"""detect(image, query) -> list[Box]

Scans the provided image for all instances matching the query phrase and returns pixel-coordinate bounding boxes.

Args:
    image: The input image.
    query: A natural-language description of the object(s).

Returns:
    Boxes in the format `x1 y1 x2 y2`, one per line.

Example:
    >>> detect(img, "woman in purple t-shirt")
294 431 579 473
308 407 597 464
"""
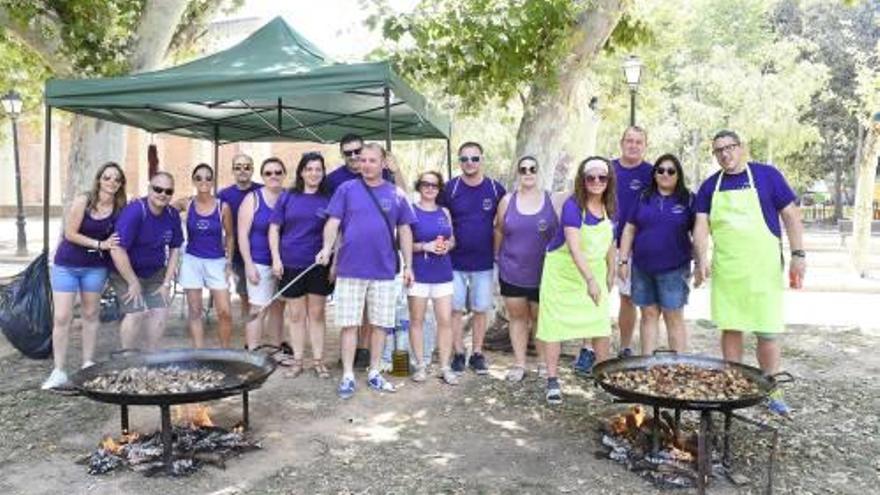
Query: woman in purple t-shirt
42 162 126 389
268 153 333 378
172 164 235 349
409 171 457 385
494 156 558 383
239 158 287 354
618 154 694 355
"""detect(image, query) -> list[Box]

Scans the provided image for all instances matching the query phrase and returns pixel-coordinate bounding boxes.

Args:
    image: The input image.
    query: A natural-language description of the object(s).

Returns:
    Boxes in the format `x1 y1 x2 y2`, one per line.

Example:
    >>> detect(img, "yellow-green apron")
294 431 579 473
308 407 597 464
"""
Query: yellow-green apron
537 214 613 342
709 164 784 333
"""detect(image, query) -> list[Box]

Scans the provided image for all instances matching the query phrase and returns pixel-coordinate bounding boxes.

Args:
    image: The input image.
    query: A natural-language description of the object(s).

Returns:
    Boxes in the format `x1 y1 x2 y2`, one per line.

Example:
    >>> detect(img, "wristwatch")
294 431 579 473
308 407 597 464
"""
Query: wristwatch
618 258 629 266
791 249 806 259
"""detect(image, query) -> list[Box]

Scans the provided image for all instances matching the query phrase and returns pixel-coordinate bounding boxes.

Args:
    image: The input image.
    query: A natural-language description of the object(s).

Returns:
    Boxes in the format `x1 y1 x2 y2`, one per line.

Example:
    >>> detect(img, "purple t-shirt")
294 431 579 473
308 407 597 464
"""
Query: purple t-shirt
269 191 330 269
694 163 797 238
627 191 694 274
218 183 263 264
613 159 654 244
185 200 225 259
115 198 184 278
439 176 506 271
547 196 606 252
246 189 274 265
325 164 394 196
327 179 416 280
411 205 454 284
54 208 117 268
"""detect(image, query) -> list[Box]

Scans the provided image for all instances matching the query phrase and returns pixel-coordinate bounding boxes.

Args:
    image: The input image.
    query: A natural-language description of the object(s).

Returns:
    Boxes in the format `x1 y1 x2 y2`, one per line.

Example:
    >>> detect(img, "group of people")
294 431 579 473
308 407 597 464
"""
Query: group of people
42 127 805 415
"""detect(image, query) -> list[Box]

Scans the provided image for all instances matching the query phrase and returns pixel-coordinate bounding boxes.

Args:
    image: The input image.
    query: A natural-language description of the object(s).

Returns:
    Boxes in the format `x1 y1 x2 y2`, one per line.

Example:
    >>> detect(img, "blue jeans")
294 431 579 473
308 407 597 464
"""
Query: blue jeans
452 269 494 313
631 264 690 310
51 265 108 293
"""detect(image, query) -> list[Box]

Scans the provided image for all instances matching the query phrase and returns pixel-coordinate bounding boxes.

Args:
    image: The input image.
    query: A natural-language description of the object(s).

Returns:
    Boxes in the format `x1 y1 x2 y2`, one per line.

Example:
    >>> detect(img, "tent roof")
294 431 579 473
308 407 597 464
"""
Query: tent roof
44 17 449 144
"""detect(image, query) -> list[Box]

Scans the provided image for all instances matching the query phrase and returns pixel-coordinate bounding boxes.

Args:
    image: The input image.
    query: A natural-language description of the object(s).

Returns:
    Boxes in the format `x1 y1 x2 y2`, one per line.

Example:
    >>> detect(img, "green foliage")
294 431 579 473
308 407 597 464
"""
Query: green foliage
0 31 49 115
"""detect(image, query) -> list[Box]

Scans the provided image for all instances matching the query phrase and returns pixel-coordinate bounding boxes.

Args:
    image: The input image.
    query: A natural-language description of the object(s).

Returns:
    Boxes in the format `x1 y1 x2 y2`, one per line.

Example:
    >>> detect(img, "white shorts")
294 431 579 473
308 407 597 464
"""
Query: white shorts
616 251 632 297
408 281 454 299
333 277 398 328
178 253 228 290
246 263 276 307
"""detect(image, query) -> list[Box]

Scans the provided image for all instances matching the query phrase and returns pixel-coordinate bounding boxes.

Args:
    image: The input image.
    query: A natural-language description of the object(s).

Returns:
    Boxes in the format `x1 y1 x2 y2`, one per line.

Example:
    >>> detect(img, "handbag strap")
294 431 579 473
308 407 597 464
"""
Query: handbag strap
359 178 399 252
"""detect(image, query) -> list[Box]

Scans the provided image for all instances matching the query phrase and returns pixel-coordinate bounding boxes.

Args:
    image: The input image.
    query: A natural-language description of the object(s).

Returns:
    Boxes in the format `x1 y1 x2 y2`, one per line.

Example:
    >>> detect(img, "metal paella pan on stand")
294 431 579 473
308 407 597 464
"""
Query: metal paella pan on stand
592 350 794 495
64 348 277 471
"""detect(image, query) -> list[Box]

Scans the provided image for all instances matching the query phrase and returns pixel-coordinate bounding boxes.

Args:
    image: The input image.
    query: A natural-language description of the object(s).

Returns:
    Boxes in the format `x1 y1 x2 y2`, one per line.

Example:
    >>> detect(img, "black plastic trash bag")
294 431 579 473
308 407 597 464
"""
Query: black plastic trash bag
0 252 53 359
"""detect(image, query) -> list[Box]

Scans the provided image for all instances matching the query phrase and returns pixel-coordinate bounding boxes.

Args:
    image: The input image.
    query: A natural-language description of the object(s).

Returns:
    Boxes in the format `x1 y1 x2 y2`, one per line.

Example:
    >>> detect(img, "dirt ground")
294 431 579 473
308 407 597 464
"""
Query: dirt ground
1 297 879 495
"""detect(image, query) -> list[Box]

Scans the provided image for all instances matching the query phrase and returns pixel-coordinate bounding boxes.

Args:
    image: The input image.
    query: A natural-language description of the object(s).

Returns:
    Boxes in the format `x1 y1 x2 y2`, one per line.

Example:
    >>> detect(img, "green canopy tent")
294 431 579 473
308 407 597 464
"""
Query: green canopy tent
41 16 451 254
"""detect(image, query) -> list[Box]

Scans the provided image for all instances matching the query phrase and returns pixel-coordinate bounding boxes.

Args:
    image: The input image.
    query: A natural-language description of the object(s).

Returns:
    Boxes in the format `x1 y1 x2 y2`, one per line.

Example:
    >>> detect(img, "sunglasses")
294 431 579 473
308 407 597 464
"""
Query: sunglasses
101 175 123 184
263 169 285 177
342 147 362 157
585 174 608 184
655 167 677 176
712 143 739 156
518 165 537 175
151 185 174 196
194 174 213 182
459 155 481 164
418 181 440 190
233 163 253 171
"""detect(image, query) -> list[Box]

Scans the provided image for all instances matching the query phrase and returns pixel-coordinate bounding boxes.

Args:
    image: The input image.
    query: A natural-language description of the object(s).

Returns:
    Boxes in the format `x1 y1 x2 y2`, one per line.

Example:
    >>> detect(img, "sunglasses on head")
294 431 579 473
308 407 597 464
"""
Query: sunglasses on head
518 165 537 175
263 169 284 177
101 175 123 184
151 185 174 196
418 181 440 190
194 174 213 182
342 147 362 157
585 174 608 184
655 167 677 176
459 155 481 164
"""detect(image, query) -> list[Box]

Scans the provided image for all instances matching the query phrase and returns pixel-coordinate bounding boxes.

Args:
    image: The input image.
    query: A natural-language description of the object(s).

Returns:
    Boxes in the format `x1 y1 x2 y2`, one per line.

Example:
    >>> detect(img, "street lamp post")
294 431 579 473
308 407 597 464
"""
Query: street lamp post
2 90 26 256
621 55 643 127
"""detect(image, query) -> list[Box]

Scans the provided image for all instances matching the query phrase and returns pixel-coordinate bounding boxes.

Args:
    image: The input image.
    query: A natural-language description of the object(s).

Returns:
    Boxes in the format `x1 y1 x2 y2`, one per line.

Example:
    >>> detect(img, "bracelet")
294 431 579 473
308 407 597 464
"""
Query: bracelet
791 249 806 258
617 258 629 266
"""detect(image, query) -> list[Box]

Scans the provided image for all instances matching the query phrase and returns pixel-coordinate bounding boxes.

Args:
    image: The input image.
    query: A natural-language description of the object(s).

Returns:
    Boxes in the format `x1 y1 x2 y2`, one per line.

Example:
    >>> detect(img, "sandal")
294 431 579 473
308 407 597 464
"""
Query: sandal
283 358 304 378
313 360 331 379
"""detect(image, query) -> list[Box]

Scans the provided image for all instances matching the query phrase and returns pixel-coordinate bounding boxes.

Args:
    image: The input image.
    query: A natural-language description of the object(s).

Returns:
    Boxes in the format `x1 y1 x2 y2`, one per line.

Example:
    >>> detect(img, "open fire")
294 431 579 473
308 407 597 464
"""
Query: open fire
82 405 259 477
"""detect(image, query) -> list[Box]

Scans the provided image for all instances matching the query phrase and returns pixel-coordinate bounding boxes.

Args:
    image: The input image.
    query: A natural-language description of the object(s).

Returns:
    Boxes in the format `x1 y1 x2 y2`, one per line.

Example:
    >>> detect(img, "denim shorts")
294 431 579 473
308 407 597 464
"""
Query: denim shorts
452 269 494 312
51 264 108 293
631 264 690 310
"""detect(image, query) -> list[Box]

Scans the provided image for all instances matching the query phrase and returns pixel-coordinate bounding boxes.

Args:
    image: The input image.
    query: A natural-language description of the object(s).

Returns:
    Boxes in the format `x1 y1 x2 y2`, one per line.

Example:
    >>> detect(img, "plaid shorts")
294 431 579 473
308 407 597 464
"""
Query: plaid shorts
333 277 398 328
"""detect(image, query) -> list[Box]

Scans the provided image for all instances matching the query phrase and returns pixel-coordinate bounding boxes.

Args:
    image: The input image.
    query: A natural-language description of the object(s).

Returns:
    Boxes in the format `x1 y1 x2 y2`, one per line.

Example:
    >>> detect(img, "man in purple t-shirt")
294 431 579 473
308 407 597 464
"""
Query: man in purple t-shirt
693 130 806 416
218 153 263 318
439 141 506 375
109 172 183 351
317 143 415 399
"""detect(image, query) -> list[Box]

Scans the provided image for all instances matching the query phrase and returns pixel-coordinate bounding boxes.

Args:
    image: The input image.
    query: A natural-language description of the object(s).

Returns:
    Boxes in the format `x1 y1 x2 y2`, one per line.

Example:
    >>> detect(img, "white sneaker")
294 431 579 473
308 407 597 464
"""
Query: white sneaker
505 365 525 383
441 367 459 386
536 363 548 379
412 365 427 383
81 360 96 369
41 369 70 390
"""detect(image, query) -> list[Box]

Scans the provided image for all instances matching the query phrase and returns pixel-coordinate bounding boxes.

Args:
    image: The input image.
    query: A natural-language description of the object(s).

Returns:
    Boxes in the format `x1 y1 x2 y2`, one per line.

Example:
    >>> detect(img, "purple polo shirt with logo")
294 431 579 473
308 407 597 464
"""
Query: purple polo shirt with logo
613 159 654 244
694 162 797 238
269 191 330 269
327 179 416 280
547 195 606 252
115 198 184 278
439 176 506 271
218 182 263 264
325 164 394 196
627 191 695 274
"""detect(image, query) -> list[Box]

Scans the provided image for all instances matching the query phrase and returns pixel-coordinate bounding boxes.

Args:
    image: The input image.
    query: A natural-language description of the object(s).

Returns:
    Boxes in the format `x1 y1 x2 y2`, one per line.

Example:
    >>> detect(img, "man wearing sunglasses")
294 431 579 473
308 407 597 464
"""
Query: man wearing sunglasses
109 172 184 350
219 153 263 318
439 141 506 375
693 130 805 416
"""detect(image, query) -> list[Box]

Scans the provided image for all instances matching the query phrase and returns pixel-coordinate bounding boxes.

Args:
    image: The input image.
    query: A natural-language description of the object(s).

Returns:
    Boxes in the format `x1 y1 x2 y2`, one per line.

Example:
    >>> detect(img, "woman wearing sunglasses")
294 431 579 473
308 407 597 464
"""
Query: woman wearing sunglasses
172 164 235 348
537 157 616 405
42 162 126 389
494 156 558 382
268 152 334 378
618 154 694 355
239 158 288 355
408 171 457 385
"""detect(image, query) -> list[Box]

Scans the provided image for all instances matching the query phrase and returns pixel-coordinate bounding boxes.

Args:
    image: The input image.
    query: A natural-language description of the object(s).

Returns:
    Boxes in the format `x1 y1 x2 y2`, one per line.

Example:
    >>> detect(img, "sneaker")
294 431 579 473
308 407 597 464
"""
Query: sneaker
451 353 466 373
546 379 562 405
468 353 489 375
505 365 525 383
41 369 70 390
618 347 634 359
412 365 427 383
81 360 96 369
280 341 294 355
441 367 459 386
337 377 356 400
367 373 397 393
572 348 595 374
354 348 370 370
536 363 548 379
768 391 792 416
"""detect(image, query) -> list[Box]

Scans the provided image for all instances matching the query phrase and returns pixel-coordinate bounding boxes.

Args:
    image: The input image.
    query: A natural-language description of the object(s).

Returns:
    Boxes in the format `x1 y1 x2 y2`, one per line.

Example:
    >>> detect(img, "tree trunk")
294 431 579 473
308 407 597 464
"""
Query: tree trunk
514 0 625 191
851 120 880 276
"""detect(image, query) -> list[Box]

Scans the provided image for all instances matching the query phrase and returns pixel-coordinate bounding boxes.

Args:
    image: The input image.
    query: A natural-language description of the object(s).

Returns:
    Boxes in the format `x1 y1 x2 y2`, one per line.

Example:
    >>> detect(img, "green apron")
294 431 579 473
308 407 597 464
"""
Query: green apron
709 164 784 333
537 212 613 342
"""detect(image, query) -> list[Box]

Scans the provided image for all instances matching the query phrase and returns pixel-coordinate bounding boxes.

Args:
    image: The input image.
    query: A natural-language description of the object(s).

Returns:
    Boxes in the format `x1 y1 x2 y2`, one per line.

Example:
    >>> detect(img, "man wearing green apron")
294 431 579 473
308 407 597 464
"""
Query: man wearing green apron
693 130 806 416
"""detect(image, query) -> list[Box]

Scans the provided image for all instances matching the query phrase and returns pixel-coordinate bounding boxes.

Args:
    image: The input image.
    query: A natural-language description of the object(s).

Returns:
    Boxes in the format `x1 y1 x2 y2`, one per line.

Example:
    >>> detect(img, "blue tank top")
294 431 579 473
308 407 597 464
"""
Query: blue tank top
248 189 273 265
411 205 454 284
185 199 225 259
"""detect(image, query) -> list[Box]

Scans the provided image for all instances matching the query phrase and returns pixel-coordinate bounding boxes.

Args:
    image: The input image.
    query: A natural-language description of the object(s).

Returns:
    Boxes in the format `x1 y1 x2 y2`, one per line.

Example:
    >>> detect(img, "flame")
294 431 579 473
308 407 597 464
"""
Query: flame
609 406 648 435
100 435 123 454
631 405 646 429
173 404 215 428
